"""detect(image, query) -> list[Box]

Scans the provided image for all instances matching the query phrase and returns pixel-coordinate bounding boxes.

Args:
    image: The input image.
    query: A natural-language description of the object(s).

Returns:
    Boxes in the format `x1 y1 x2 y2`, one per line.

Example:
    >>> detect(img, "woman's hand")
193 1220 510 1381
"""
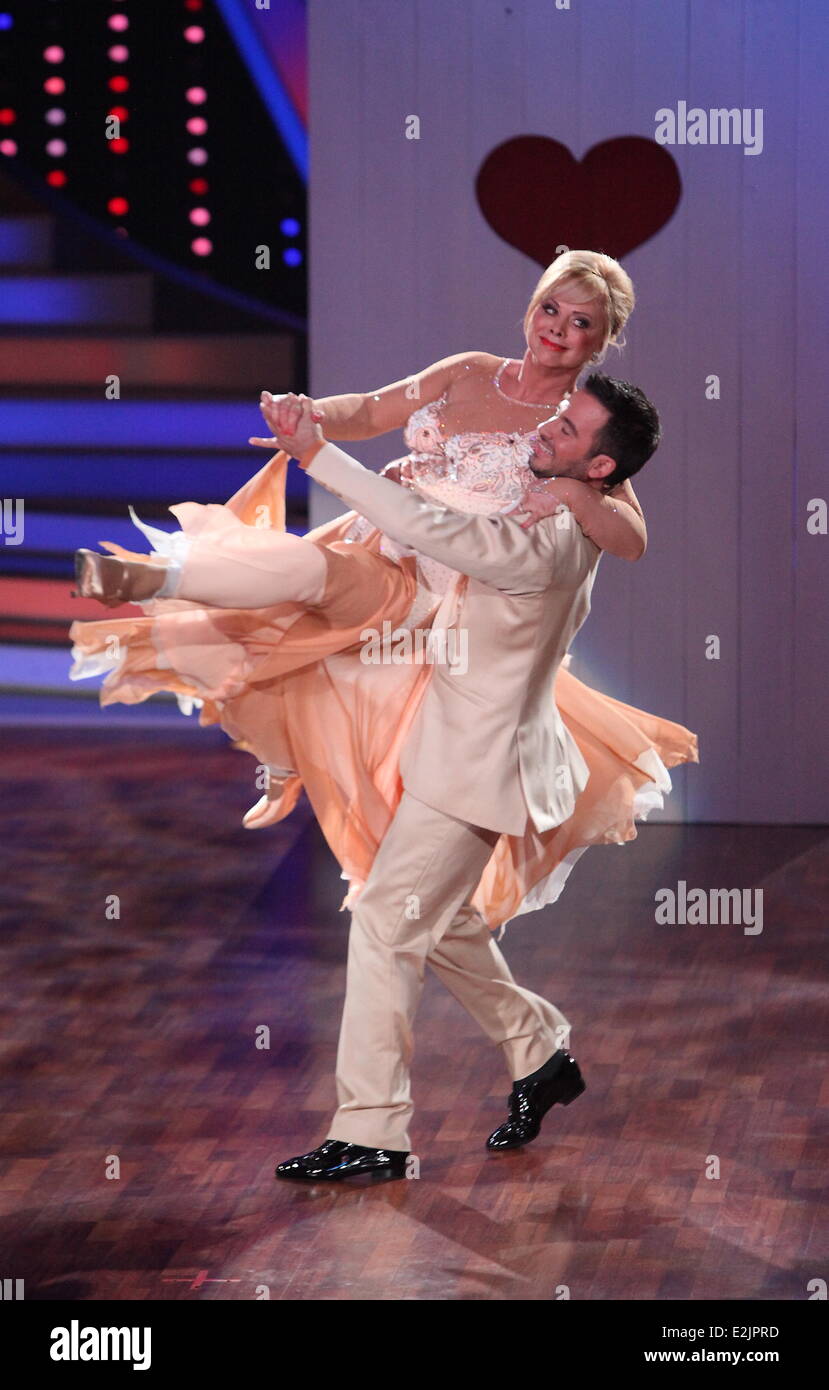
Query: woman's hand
503 477 574 530
249 391 325 455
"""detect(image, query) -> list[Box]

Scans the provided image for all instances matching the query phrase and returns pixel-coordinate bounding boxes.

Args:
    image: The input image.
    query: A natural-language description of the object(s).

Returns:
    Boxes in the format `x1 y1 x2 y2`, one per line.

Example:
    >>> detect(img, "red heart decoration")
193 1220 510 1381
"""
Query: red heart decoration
476 135 681 265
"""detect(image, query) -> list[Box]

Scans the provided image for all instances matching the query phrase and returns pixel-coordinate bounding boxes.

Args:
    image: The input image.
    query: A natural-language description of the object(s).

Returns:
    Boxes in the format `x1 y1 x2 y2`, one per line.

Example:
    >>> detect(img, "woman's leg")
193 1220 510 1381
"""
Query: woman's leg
79 531 329 609
166 530 328 608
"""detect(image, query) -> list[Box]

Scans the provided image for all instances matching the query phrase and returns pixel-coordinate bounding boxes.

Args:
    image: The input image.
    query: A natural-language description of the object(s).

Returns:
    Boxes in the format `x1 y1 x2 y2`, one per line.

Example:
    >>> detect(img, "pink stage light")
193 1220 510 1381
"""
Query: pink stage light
189 207 211 226
186 117 207 136
108 45 129 63
46 139 67 157
183 26 205 44
45 109 66 126
108 14 129 31
0 139 18 156
187 147 208 165
44 46 65 64
191 237 213 256
44 77 65 95
185 87 207 105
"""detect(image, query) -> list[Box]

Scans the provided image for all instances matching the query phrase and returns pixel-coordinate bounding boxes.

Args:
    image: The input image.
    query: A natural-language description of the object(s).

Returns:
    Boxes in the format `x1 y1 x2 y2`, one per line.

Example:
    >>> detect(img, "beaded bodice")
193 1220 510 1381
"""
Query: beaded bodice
399 391 536 515
343 360 555 625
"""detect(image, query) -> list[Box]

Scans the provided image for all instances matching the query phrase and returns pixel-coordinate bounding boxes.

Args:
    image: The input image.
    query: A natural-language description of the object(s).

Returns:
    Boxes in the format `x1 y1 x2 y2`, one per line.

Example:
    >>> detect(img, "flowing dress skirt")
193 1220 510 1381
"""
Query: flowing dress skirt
68 450 699 932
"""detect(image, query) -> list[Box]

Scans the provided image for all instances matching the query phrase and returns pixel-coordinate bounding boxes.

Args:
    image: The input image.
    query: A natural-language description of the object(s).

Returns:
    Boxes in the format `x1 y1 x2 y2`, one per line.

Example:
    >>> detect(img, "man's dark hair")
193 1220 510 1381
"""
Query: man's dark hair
582 373 661 490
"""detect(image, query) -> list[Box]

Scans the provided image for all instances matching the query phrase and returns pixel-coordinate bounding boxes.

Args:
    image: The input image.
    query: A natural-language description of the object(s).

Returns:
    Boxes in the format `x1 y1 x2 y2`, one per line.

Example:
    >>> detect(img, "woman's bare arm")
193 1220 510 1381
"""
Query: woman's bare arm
612 478 645 527
304 350 494 441
513 476 647 560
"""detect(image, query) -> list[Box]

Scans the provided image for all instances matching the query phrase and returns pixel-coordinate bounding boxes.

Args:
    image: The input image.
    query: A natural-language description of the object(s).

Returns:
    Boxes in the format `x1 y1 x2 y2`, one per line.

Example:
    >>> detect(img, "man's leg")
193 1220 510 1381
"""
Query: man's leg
327 791 501 1153
425 905 570 1080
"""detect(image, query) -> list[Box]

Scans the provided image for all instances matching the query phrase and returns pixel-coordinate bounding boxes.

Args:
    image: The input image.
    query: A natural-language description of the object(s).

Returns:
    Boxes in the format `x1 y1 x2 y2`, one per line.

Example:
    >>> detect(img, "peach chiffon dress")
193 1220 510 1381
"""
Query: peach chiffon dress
68 393 699 934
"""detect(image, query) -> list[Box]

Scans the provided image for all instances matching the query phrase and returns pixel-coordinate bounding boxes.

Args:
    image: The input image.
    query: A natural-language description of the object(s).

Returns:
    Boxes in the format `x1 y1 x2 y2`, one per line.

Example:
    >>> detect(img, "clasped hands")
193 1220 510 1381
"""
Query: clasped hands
249 390 570 529
249 391 324 457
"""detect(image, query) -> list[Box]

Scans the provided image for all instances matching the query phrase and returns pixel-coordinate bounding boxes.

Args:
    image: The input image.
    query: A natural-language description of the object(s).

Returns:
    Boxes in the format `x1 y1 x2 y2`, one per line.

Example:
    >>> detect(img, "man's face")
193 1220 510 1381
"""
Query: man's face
526 392 612 482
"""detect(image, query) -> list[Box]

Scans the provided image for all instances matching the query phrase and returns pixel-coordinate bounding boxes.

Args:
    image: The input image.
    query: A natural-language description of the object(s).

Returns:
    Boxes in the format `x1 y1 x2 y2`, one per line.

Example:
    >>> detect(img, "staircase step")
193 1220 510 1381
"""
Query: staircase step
0 451 309 508
0 397 275 447
0 687 190 727
0 574 130 623
1 502 306 554
0 273 154 327
0 641 97 693
3 509 181 561
0 215 55 268
0 333 294 388
0 642 187 719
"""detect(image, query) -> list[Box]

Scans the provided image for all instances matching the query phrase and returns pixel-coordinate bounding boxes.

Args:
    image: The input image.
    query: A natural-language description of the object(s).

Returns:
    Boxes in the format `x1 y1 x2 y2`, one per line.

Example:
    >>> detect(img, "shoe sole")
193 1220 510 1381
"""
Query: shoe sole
275 1164 407 1183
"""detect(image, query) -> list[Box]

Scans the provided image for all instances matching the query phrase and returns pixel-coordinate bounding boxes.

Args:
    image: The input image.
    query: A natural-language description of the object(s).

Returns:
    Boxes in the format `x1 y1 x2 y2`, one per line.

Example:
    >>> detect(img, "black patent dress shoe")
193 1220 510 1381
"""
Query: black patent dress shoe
275 1139 409 1181
486 1048 586 1151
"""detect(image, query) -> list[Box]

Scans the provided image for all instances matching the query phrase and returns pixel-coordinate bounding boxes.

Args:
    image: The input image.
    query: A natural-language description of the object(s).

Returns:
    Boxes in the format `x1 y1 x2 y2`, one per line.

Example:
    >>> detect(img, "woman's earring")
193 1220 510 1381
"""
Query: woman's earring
590 352 601 363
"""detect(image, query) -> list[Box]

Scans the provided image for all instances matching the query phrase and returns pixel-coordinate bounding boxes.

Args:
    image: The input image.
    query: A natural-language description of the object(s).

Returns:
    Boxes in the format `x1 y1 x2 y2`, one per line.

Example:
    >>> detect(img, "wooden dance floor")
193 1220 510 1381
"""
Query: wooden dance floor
1 727 825 1302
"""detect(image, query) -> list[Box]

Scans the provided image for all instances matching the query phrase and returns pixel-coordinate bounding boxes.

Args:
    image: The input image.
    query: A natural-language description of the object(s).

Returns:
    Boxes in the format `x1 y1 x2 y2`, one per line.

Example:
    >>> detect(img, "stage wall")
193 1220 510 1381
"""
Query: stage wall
307 0 828 824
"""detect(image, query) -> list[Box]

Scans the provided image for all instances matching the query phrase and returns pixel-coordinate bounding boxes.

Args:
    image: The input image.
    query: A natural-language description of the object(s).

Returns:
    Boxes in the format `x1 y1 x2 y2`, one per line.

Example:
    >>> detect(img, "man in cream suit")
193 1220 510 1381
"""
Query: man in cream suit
260 376 661 1181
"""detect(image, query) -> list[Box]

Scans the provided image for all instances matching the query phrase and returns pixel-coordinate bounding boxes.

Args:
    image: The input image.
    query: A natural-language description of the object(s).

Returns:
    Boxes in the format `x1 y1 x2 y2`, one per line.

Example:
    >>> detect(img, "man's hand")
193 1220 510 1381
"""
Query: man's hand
248 391 325 456
503 477 574 530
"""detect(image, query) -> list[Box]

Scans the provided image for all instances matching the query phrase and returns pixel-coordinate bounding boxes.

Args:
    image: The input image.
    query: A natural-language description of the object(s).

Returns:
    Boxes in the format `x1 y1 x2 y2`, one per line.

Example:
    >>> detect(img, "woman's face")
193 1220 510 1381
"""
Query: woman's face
527 289 606 371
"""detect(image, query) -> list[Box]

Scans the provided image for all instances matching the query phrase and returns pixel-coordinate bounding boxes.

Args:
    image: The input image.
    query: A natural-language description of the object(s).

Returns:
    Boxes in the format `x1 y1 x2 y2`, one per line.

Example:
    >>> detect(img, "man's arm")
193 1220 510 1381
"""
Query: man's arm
298 440 596 595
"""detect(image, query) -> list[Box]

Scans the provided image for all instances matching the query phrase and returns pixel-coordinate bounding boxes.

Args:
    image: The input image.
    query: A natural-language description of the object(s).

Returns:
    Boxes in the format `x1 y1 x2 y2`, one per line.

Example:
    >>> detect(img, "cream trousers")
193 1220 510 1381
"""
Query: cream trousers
326 789 570 1153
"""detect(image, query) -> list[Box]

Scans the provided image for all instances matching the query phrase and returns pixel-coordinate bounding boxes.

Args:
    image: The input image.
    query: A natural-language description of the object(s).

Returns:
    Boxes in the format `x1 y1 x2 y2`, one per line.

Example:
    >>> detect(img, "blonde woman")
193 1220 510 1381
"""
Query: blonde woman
69 250 697 931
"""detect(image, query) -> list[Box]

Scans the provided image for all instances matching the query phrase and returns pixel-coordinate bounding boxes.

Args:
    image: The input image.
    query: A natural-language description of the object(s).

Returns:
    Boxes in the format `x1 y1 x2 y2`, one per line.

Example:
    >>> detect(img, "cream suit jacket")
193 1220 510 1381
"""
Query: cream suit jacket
304 442 602 837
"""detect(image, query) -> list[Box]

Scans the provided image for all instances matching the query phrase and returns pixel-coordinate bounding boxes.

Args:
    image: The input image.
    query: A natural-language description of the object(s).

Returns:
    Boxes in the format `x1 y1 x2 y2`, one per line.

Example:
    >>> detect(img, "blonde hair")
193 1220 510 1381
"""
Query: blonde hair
522 250 635 360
